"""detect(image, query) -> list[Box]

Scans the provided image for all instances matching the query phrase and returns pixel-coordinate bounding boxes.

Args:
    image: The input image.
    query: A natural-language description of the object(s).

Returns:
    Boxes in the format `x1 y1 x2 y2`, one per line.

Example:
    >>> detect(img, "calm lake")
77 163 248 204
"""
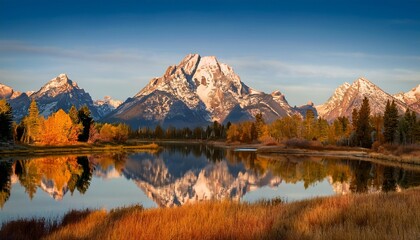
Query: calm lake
1 144 420 223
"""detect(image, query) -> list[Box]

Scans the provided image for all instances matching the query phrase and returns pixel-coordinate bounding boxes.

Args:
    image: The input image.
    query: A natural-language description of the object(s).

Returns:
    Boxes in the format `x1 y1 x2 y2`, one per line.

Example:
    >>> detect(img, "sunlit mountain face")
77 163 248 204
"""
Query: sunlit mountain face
103 54 300 128
1 145 420 215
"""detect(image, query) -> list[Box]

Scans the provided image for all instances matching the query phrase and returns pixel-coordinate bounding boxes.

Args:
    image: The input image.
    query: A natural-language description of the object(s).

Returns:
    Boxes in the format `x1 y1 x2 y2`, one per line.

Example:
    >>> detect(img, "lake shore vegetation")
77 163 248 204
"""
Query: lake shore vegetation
1 187 419 240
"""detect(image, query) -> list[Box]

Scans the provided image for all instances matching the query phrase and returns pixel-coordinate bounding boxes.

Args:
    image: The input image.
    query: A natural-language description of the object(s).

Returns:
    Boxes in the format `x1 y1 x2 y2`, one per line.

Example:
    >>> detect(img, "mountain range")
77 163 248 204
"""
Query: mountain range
0 74 121 121
1 54 419 127
316 77 419 121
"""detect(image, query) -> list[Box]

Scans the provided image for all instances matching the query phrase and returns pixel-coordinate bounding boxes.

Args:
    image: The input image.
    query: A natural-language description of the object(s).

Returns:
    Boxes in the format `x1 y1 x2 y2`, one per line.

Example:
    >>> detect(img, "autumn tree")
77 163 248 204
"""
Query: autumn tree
270 115 302 142
22 100 43 143
371 114 384 143
69 105 79 124
114 124 130 143
0 99 13 142
255 112 265 138
383 100 399 143
41 109 81 145
226 124 239 142
303 109 316 140
98 123 130 143
315 118 329 143
88 124 101 143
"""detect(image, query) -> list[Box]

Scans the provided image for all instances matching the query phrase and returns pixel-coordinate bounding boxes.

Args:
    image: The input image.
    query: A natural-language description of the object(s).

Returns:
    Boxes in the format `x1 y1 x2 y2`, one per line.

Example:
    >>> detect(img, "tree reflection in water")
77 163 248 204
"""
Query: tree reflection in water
0 145 420 208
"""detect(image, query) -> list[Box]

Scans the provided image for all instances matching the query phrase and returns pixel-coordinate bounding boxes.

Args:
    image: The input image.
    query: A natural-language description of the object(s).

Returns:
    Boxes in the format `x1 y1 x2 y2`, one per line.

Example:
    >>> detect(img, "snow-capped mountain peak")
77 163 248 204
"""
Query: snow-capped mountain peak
94 96 123 118
105 54 298 128
95 96 122 109
33 73 80 99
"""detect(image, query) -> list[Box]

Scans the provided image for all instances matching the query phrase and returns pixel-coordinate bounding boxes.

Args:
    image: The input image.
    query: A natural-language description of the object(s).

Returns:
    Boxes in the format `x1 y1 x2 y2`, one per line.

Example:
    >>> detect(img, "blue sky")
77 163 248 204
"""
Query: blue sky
1 0 419 106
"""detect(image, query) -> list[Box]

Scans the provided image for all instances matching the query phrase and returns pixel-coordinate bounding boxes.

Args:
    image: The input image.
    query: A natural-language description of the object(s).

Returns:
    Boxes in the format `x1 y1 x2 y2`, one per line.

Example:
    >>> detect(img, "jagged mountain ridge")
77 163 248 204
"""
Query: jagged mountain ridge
316 78 414 121
105 54 298 128
0 74 121 121
393 84 420 113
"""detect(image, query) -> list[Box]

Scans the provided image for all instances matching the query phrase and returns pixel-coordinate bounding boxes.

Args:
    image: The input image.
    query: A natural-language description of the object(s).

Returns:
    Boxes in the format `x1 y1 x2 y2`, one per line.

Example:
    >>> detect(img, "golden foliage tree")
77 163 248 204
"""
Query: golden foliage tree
41 109 82 145
98 123 130 143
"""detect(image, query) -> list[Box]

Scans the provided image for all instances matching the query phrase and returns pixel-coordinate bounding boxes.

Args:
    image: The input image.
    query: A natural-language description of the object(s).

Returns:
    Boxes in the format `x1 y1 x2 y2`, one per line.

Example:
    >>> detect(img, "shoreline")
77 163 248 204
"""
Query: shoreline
0 143 159 159
1 139 419 166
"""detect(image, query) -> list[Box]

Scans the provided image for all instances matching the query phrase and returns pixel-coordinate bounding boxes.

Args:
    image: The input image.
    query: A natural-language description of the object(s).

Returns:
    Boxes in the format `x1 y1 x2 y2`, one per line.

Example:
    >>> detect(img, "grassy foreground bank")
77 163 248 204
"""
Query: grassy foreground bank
1 188 420 240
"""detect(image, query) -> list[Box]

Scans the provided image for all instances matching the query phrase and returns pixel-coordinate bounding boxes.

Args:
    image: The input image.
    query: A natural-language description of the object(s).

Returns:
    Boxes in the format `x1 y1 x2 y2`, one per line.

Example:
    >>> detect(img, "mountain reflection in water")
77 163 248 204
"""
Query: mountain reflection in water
1 144 420 219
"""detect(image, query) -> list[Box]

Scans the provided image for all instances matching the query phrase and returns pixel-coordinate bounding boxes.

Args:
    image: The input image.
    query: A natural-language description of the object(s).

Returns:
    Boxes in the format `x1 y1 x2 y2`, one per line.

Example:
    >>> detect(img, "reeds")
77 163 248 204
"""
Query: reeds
1 188 420 240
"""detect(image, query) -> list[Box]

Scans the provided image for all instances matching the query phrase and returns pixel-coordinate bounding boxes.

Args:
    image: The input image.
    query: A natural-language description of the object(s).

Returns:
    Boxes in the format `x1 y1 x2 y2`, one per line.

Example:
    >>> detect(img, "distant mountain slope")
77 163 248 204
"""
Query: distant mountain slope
104 54 298 128
293 101 318 118
94 96 123 119
316 78 413 121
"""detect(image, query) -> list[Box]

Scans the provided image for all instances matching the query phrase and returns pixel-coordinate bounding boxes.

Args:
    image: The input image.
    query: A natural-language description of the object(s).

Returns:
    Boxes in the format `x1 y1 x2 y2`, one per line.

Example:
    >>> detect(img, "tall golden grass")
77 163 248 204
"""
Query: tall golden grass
1 188 420 240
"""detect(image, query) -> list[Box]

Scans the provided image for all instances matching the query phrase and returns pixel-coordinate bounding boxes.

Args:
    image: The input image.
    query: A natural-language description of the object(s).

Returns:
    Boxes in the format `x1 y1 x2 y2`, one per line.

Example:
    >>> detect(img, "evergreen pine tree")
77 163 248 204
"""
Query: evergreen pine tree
78 105 93 142
0 100 13 142
405 110 416 144
356 97 372 148
383 100 399 143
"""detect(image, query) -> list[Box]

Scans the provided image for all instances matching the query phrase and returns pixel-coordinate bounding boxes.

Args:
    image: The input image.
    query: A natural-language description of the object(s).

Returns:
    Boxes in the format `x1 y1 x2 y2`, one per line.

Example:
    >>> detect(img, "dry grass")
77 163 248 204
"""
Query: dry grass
1 189 420 240
370 144 420 164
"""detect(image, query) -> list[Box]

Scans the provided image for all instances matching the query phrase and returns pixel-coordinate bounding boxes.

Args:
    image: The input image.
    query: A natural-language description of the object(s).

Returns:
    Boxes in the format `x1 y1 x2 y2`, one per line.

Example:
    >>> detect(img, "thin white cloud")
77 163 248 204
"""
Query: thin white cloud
223 56 420 83
0 40 177 66
325 52 420 61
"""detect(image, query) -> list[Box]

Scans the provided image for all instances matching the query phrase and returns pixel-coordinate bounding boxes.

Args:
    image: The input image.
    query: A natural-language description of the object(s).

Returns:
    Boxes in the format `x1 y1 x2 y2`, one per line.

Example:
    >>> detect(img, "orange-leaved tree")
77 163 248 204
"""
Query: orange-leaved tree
41 109 82 145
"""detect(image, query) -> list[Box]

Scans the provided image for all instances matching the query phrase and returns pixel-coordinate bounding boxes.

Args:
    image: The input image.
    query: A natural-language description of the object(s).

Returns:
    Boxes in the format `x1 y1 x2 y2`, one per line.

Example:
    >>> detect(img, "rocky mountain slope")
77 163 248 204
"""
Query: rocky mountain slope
105 54 298 128
316 78 413 121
